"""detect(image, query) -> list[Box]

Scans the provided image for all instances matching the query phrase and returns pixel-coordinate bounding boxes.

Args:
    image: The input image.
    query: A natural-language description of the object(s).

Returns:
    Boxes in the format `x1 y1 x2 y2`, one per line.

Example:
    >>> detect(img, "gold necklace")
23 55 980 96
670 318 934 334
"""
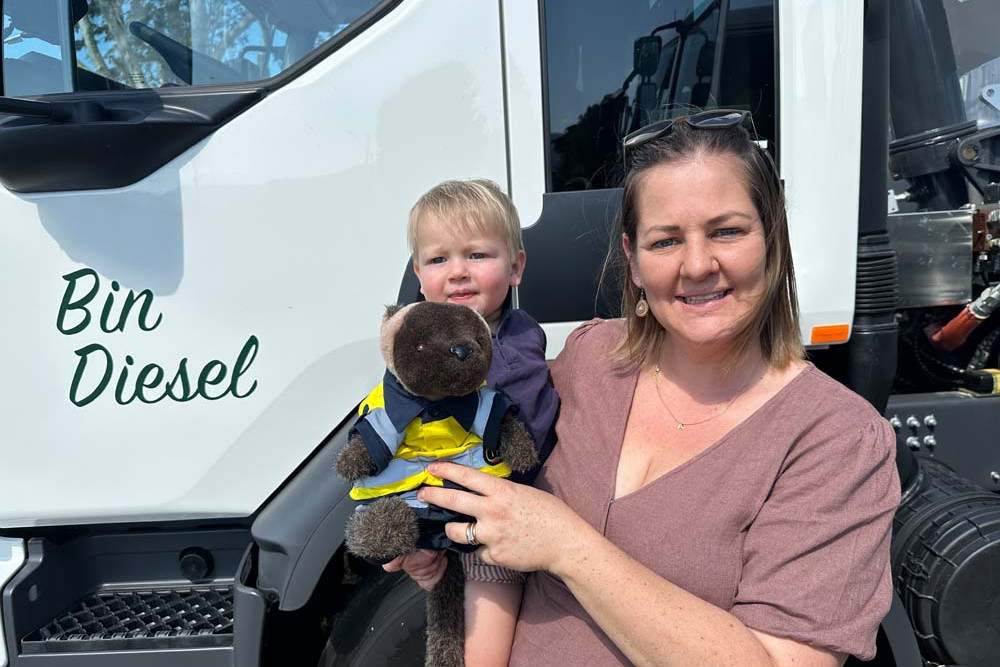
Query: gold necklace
651 364 755 430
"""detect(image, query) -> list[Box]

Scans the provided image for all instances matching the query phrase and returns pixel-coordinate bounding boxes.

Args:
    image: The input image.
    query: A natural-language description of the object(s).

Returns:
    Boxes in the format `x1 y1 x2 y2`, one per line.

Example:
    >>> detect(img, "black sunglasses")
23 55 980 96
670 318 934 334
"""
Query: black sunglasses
622 109 751 153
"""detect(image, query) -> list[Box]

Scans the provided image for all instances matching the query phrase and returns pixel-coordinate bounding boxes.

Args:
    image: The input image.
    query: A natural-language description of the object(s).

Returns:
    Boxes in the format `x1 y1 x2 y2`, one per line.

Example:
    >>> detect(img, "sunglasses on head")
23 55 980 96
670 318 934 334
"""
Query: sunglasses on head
622 109 751 154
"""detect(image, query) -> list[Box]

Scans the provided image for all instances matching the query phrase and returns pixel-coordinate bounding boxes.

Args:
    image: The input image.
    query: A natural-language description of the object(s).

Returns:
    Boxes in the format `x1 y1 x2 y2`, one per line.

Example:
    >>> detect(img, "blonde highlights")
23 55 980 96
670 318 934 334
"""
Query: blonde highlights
408 179 523 261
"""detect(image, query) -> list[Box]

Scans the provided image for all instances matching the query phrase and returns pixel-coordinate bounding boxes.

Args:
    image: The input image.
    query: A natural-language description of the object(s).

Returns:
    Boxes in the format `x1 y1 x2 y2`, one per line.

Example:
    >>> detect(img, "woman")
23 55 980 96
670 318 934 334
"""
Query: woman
415 111 900 666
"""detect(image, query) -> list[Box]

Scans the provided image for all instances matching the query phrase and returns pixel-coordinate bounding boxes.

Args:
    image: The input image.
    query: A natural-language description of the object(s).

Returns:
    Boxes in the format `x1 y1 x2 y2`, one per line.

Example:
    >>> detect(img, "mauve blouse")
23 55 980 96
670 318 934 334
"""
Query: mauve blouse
509 319 899 665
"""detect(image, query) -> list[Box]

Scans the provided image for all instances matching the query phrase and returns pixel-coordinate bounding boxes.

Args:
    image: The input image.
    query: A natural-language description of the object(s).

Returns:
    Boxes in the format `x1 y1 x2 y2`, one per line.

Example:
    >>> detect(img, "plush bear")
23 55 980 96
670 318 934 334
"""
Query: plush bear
336 301 539 667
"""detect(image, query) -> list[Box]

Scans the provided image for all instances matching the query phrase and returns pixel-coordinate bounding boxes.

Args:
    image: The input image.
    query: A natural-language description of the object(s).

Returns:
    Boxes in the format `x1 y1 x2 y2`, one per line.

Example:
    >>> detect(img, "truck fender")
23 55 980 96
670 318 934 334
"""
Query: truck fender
251 412 359 611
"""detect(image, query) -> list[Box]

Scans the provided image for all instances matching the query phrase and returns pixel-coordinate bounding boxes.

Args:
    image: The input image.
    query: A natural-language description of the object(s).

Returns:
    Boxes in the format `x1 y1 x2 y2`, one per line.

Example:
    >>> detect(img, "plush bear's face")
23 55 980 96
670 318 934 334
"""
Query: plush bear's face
381 302 492 400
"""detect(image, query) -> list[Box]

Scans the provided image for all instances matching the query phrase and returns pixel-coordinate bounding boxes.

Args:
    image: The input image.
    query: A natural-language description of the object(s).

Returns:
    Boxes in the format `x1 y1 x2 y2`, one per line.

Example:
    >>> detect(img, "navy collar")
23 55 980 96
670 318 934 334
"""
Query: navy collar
381 370 481 433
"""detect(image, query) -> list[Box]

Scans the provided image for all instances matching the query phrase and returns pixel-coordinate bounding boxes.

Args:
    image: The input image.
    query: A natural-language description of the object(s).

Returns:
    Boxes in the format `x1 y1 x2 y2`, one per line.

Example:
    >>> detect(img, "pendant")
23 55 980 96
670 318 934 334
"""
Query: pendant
677 423 684 430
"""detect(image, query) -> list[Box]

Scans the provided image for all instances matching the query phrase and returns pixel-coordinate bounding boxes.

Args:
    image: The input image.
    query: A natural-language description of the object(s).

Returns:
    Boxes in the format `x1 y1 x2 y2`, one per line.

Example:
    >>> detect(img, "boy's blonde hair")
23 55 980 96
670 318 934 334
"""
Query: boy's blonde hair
408 179 523 261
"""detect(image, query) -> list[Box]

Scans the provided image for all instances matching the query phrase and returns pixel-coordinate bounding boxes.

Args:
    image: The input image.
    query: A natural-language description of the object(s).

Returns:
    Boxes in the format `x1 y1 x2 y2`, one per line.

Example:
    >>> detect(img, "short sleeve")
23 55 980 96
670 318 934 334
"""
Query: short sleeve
731 417 900 660
460 550 526 584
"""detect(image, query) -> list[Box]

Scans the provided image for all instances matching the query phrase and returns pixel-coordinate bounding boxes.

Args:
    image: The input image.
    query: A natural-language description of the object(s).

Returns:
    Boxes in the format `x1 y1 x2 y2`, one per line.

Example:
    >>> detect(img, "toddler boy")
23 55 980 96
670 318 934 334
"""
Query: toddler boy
386 179 558 666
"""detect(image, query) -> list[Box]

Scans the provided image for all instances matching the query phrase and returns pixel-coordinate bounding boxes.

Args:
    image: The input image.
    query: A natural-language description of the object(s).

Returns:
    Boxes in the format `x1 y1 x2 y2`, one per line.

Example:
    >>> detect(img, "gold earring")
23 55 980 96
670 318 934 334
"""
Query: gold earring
635 288 649 318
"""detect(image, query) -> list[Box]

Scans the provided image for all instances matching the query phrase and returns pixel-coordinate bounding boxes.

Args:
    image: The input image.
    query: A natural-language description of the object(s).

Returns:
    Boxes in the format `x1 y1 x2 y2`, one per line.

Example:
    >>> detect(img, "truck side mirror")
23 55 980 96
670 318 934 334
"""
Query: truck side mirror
633 36 661 79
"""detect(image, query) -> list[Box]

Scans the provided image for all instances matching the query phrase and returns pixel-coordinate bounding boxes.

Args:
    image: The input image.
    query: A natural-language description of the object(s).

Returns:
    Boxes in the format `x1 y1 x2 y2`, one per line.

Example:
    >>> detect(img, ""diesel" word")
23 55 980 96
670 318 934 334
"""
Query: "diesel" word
57 268 260 407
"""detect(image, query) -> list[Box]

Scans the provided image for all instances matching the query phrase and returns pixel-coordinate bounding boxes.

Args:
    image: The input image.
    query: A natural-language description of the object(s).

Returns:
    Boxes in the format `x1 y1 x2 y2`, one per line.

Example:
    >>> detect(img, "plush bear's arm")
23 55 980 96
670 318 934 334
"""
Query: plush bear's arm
498 413 539 473
336 432 379 481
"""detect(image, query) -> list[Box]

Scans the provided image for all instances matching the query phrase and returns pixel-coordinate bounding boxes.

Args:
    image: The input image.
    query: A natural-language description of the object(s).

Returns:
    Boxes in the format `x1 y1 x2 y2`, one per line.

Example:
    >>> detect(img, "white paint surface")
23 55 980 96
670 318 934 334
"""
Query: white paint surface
778 0 864 343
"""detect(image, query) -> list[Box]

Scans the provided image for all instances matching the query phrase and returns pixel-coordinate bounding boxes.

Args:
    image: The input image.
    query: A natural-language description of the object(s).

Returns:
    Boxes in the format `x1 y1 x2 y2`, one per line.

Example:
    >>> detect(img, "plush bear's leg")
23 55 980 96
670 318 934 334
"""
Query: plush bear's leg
344 496 419 563
425 551 465 667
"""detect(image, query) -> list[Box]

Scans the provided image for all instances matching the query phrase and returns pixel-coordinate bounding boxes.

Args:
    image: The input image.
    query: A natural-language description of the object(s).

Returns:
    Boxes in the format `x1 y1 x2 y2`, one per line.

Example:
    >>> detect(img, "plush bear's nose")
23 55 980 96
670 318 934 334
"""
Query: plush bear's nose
449 345 472 361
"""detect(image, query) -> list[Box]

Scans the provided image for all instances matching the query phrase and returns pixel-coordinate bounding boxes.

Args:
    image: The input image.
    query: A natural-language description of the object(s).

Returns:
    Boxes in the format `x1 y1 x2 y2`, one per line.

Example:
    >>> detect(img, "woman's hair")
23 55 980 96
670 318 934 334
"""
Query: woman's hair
408 179 523 261
609 119 804 368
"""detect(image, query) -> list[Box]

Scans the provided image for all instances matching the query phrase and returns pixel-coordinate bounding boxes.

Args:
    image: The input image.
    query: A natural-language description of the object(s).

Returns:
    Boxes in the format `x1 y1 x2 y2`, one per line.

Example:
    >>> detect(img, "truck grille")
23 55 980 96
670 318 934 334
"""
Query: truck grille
23 587 233 653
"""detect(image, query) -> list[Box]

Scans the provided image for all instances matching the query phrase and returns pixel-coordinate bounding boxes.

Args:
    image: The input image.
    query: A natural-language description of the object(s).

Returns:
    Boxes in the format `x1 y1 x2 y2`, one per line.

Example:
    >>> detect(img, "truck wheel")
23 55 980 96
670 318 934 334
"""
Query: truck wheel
319 570 427 666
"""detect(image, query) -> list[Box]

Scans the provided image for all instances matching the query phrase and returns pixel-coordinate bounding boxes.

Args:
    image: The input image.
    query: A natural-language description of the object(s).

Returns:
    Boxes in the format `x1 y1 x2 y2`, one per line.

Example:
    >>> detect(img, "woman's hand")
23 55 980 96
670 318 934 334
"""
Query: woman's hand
382 549 447 591
417 461 595 575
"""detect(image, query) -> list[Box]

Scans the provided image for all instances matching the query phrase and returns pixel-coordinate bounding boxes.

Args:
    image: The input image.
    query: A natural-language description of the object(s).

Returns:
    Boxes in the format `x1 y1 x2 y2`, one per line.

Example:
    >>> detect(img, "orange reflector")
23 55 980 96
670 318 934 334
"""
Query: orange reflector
811 324 850 345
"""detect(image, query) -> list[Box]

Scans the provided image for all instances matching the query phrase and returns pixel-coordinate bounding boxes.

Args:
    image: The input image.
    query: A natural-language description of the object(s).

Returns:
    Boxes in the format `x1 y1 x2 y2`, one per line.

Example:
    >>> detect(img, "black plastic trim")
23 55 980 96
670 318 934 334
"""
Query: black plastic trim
849 0 899 413
519 189 623 324
876 593 924 667
251 412 359 611
498 1 513 200
772 0 780 171
536 0 553 195
0 89 262 192
397 259 421 306
233 545 266 667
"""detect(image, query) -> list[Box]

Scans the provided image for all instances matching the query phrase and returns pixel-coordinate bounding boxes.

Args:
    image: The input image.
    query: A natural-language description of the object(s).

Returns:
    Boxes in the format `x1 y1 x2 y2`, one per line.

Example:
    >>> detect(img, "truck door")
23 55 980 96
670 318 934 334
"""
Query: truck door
0 0 510 530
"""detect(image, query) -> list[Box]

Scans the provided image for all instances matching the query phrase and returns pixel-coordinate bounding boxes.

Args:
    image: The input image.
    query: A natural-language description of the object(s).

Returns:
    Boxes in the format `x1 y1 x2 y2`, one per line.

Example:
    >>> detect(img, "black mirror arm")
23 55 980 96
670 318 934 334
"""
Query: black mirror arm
0 95 58 119
0 96 112 122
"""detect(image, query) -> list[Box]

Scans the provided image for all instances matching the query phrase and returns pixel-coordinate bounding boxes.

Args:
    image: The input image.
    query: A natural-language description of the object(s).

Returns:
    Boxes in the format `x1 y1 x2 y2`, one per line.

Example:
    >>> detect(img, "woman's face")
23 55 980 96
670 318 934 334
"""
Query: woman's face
624 154 767 356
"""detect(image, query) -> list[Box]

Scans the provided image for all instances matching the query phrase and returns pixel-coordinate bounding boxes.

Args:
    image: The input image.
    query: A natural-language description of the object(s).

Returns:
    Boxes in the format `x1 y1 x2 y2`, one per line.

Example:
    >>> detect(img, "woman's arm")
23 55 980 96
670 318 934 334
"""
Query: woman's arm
419 462 845 667
553 523 844 667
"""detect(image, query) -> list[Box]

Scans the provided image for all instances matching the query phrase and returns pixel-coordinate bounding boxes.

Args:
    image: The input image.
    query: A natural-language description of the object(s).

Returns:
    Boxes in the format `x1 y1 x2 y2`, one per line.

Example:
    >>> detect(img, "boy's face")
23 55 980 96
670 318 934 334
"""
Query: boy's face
412 216 525 319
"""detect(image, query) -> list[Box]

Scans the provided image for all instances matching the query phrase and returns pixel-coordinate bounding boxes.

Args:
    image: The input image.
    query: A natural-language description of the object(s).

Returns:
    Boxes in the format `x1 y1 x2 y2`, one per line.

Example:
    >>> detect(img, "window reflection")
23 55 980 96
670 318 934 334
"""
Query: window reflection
3 0 379 96
544 0 774 192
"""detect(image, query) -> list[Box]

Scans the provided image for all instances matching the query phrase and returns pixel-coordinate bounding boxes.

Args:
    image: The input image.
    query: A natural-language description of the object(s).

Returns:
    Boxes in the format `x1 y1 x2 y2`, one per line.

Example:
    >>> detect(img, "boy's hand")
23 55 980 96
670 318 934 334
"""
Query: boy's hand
383 549 447 591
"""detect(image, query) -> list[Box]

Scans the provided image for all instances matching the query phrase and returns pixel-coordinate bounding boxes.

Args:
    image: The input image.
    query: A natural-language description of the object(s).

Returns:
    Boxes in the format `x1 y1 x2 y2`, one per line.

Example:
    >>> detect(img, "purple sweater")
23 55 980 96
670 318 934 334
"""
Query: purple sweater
486 307 559 478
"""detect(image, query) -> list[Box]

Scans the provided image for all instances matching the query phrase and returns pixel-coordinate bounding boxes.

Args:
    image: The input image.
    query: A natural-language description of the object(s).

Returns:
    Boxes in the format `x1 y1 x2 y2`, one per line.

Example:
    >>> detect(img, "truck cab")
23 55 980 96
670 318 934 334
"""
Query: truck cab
0 1 998 666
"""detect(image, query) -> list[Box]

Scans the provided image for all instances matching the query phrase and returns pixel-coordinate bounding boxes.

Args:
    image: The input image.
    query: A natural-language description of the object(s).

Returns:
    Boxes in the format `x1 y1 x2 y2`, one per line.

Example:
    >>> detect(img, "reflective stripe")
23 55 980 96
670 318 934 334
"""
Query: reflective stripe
353 489 428 509
393 488 427 509
365 405 405 455
472 388 498 437
350 453 511 500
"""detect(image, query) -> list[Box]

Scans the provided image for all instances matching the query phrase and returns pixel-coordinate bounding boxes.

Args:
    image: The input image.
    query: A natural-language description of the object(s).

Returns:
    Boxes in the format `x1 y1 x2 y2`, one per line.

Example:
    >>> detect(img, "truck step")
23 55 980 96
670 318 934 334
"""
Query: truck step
22 586 233 654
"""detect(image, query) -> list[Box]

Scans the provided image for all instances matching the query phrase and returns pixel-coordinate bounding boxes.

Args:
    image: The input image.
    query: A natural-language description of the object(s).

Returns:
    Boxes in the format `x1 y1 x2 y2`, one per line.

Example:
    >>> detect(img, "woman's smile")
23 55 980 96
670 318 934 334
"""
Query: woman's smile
676 288 733 307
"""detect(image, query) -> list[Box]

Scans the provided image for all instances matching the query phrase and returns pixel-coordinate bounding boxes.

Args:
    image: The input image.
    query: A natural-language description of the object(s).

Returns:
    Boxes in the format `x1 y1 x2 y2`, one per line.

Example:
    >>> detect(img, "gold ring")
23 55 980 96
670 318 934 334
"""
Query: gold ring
466 521 480 546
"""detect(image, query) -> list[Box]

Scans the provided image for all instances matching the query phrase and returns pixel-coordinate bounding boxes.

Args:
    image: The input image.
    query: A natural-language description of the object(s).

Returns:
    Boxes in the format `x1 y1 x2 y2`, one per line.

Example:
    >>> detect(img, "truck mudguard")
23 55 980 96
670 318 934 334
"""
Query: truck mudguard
251 412 358 611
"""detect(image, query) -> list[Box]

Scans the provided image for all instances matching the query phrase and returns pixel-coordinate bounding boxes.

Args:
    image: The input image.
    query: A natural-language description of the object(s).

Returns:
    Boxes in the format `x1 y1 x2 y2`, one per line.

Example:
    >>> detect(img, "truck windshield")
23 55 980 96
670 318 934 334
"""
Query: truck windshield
2 0 382 96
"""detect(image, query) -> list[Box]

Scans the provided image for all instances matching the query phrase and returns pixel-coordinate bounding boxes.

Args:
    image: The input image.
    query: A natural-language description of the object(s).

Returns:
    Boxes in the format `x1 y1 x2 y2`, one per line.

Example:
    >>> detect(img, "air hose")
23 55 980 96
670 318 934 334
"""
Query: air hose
930 283 1000 351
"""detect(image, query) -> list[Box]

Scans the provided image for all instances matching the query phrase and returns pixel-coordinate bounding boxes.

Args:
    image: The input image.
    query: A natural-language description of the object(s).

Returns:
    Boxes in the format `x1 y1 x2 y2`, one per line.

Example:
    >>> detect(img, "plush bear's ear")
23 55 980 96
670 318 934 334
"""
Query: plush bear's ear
383 303 403 322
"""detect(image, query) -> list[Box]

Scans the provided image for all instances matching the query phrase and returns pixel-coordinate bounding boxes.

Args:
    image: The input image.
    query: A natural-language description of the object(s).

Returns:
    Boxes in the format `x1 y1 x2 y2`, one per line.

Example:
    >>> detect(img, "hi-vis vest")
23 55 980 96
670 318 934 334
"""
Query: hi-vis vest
348 371 515 503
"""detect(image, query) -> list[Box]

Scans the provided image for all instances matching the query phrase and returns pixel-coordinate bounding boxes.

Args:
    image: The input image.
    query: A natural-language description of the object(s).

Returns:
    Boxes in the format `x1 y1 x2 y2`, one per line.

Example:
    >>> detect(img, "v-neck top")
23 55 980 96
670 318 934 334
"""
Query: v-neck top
509 319 899 665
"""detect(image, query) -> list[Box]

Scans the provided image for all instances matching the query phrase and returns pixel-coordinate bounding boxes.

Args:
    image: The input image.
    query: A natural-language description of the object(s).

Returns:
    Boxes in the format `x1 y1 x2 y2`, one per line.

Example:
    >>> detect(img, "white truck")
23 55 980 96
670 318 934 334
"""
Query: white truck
0 1 998 665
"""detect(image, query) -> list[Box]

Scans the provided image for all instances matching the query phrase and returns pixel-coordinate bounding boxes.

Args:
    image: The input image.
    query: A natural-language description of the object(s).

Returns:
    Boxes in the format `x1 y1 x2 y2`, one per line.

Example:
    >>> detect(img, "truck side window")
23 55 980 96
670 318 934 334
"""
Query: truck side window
2 0 382 96
543 0 775 193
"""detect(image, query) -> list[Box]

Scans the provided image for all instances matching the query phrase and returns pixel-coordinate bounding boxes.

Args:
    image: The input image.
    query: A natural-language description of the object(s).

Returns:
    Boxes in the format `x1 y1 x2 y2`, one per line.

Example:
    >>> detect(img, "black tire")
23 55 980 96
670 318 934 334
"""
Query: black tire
319 570 427 667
